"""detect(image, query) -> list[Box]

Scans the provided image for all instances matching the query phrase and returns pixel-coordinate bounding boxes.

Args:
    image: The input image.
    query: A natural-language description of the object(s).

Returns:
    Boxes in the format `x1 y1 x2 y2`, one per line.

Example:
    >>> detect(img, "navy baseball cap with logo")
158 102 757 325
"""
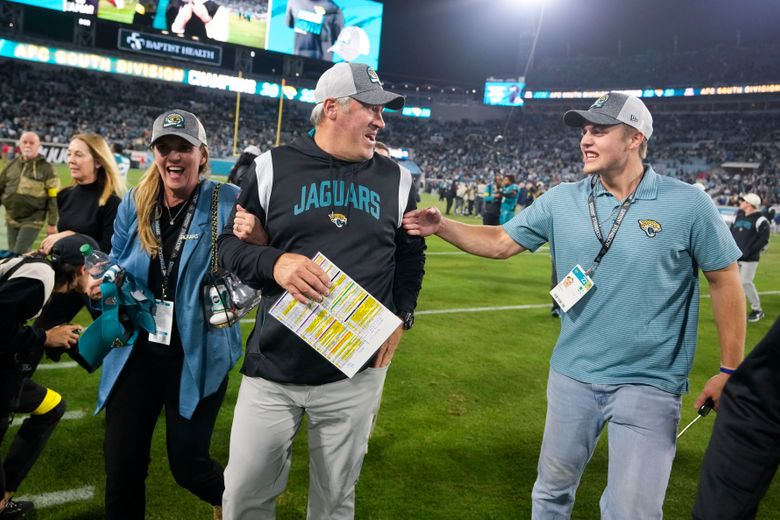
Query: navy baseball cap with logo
314 62 405 110
151 109 208 147
564 92 653 140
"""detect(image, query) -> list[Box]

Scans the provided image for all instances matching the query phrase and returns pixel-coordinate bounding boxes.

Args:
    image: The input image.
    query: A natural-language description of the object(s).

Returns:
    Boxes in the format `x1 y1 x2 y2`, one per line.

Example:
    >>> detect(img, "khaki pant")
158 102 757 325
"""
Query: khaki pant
738 260 761 311
223 367 388 520
6 225 40 254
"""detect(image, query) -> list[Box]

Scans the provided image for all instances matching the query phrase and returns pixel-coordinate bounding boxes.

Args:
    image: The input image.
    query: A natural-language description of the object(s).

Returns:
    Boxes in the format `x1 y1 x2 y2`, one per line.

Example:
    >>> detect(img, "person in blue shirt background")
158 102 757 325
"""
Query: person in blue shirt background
499 174 519 224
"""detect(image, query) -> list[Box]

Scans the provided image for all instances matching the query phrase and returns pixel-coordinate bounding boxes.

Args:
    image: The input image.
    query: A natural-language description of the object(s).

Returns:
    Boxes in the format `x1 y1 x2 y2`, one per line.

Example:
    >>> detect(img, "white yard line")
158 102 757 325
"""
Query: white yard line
417 303 551 315
15 485 95 508
36 361 78 370
427 246 549 255
10 410 85 428
241 291 778 323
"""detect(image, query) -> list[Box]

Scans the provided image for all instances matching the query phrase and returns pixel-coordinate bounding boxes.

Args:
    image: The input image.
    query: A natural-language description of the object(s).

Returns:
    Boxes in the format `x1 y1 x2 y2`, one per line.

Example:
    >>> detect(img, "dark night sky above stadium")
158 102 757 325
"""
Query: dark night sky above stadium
378 0 780 86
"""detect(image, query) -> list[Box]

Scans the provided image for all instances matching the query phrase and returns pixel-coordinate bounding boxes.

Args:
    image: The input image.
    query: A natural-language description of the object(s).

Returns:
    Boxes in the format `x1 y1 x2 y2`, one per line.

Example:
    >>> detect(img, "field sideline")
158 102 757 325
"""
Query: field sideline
3 166 779 518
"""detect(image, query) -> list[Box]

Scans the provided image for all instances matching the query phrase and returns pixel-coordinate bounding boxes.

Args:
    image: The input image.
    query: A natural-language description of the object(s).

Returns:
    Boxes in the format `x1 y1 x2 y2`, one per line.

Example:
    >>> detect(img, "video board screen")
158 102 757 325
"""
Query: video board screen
13 0 384 67
98 0 269 49
266 0 383 69
8 0 97 15
483 81 526 107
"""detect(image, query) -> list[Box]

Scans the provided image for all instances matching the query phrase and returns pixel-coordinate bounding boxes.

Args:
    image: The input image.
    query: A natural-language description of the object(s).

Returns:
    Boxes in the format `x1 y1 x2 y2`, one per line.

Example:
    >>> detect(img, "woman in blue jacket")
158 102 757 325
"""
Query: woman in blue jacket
96 109 242 519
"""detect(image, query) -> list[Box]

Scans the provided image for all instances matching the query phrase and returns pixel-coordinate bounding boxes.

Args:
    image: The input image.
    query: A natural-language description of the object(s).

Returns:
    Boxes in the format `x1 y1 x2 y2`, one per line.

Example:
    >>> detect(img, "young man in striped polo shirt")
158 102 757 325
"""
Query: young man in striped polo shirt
403 92 745 519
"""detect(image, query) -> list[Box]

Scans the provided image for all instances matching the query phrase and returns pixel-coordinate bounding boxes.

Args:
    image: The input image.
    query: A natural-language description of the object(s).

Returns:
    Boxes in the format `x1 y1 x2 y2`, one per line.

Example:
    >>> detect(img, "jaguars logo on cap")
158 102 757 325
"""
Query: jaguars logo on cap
163 112 185 129
638 219 662 238
366 67 380 84
590 94 609 110
328 212 348 228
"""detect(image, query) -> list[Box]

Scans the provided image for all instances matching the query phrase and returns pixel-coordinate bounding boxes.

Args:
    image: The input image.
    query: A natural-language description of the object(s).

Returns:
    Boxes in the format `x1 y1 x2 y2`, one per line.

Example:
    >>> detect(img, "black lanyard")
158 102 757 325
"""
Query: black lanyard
586 175 640 275
153 186 200 300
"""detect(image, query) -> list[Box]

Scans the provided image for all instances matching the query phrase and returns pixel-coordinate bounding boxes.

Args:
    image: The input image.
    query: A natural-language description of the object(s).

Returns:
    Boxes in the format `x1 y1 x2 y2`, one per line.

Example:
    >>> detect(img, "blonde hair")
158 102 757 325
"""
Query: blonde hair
133 144 210 256
623 125 649 160
70 133 127 206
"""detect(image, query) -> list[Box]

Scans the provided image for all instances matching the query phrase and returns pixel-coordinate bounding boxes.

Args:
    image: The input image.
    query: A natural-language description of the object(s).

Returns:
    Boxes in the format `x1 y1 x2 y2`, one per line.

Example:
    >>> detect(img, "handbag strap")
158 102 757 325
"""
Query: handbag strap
210 183 222 273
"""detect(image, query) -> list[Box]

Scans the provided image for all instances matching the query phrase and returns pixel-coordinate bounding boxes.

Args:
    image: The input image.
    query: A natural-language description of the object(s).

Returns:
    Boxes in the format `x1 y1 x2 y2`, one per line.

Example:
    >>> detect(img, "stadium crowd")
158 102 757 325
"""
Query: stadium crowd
0 59 778 210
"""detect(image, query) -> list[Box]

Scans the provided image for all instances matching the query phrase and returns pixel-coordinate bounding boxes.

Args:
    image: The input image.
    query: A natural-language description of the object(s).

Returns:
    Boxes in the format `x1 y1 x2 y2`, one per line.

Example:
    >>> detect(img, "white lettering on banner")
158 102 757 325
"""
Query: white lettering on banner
43 146 68 164
744 84 780 94
64 1 95 15
116 60 185 82
13 44 51 63
53 50 111 72
181 47 215 59
147 40 181 53
260 82 280 98
188 70 256 94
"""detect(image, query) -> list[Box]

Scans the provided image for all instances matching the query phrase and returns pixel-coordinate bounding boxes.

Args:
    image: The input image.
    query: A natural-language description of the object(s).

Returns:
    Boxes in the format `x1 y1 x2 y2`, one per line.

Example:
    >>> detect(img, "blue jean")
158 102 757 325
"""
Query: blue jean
532 369 681 519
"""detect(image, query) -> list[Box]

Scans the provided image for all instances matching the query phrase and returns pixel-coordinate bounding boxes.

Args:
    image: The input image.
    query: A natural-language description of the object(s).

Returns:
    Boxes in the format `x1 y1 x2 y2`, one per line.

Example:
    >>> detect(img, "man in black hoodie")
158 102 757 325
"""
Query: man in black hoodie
730 193 770 323
219 62 425 519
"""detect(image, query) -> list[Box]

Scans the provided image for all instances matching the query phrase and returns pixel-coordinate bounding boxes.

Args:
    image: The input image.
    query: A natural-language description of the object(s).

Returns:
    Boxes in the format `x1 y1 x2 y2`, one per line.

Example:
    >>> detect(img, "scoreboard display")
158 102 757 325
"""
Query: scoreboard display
483 80 526 107
9 0 384 69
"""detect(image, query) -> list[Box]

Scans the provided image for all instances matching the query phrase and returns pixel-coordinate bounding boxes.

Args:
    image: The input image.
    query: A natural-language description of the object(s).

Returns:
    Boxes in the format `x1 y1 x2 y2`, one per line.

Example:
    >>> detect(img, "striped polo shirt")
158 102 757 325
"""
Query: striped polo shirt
504 166 741 394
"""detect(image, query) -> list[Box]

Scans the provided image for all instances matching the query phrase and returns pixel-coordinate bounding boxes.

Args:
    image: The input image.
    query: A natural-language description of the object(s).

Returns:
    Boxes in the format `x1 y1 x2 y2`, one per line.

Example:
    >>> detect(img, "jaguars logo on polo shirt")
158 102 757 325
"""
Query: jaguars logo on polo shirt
638 219 662 238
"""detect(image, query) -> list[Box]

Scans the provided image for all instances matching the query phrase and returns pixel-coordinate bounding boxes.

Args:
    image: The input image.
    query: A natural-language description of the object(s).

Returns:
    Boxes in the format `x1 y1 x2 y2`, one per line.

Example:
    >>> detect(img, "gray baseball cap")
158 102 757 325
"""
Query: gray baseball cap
314 62 405 110
564 92 653 140
151 109 208 147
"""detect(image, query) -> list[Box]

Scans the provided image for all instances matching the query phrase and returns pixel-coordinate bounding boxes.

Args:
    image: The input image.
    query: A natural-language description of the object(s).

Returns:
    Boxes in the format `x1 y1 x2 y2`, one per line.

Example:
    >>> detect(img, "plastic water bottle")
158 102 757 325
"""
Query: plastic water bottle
80 244 111 280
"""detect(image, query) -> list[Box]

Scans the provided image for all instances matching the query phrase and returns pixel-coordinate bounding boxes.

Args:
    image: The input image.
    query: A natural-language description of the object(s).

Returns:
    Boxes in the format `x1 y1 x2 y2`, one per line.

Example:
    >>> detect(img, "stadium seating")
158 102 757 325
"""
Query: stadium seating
0 58 777 206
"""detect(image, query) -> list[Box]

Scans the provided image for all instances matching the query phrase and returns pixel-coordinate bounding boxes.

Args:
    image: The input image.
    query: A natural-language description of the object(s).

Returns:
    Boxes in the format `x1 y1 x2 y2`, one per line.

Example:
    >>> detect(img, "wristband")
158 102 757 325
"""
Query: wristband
719 366 735 375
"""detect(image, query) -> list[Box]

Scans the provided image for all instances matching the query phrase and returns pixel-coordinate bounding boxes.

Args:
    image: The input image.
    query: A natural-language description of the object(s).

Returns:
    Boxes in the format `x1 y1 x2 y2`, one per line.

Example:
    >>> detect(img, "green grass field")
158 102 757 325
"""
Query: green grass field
4 166 780 518
96 0 136 25
227 14 266 49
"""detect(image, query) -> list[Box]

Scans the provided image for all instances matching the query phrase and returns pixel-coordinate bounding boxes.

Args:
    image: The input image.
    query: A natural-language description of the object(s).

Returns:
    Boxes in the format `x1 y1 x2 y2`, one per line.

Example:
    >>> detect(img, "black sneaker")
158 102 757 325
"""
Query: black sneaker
551 307 561 318
747 310 765 323
0 498 34 518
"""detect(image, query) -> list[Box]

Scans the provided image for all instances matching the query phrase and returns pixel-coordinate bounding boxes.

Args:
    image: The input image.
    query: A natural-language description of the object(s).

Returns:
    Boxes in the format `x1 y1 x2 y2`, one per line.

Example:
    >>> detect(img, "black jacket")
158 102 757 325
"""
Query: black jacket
731 210 770 262
0 258 53 377
219 135 425 385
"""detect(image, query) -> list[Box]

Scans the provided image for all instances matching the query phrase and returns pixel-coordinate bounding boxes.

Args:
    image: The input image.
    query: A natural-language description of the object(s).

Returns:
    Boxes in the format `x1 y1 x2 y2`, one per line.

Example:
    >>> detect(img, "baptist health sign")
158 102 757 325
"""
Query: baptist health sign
118 29 222 66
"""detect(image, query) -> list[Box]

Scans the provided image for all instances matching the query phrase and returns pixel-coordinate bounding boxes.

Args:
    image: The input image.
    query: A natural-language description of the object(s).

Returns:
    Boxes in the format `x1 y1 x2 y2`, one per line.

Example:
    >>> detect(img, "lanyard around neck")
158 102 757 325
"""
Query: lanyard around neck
153 185 200 299
586 174 641 274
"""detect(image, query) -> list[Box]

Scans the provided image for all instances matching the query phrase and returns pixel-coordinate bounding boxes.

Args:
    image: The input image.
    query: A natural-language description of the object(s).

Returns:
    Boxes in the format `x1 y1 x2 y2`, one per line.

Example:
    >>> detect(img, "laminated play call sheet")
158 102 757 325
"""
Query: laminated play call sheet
269 252 402 377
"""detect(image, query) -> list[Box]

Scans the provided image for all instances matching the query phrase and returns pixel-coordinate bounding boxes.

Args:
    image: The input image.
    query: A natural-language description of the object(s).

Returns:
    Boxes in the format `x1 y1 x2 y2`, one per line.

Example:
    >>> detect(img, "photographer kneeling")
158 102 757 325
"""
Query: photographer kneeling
0 234 99 518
